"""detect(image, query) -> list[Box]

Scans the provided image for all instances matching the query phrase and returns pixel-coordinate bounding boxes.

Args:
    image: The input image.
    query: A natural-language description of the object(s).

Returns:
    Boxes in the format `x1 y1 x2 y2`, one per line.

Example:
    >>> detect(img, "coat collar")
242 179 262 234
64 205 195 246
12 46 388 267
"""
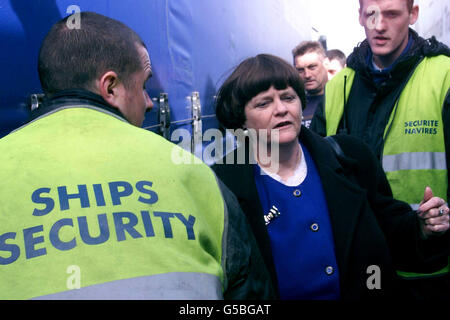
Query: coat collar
28 89 128 124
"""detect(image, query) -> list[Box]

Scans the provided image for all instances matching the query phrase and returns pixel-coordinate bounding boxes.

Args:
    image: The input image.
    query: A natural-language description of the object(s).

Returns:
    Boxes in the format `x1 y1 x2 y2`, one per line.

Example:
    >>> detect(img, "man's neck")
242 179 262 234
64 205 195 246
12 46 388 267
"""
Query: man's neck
307 89 324 96
373 52 400 70
31 89 127 123
372 34 412 70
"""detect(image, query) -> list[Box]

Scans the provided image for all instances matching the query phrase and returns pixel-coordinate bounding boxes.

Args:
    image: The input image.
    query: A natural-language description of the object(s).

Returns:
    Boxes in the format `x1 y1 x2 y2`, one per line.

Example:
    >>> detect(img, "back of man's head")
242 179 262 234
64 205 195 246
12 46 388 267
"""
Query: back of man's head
326 49 346 68
292 41 326 61
38 11 145 95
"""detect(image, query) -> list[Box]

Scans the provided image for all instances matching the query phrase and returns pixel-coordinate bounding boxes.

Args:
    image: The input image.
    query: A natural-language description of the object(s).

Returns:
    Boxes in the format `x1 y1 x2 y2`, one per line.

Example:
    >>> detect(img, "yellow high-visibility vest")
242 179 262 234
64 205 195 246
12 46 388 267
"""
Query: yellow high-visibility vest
0 106 226 299
324 55 450 279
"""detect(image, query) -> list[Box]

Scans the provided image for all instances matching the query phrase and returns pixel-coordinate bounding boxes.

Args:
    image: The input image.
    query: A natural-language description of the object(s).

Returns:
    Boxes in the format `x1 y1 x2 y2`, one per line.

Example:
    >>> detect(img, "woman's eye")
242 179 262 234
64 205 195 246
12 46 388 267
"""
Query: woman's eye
282 95 295 101
255 101 268 108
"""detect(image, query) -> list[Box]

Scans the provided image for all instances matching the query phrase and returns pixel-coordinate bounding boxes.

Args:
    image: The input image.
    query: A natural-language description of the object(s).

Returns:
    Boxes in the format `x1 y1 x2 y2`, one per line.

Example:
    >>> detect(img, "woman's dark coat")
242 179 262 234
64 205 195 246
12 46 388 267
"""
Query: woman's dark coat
212 128 450 299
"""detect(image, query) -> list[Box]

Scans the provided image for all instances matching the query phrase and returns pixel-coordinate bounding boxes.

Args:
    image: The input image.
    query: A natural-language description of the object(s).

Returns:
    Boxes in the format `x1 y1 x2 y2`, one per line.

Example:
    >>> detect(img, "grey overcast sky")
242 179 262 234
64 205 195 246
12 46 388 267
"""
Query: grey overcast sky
309 0 366 57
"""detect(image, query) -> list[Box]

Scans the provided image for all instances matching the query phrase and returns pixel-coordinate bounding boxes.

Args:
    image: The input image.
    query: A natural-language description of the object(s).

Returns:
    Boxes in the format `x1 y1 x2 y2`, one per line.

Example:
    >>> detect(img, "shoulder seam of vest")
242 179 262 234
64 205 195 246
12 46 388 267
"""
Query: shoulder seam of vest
10 105 128 134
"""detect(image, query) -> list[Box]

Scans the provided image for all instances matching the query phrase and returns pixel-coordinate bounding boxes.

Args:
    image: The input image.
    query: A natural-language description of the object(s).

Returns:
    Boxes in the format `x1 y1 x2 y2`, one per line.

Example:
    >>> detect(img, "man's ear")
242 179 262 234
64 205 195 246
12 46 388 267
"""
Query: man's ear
358 8 364 27
409 5 419 25
97 71 123 109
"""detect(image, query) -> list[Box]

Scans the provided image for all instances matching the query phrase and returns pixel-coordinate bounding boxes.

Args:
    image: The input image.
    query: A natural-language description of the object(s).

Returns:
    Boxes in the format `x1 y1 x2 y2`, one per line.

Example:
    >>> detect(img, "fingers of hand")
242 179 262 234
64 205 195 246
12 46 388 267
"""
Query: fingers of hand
418 197 446 214
420 206 448 221
423 222 450 234
421 206 449 234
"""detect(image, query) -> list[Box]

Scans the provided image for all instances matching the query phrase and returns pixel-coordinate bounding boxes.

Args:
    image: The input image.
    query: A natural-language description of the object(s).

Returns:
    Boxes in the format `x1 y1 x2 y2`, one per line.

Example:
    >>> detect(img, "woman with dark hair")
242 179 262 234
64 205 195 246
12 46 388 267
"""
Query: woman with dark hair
212 54 450 300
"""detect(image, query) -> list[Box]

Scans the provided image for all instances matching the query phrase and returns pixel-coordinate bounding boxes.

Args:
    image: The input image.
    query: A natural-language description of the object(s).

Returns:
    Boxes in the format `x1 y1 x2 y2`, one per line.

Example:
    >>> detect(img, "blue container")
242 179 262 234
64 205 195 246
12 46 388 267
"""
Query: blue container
0 0 311 152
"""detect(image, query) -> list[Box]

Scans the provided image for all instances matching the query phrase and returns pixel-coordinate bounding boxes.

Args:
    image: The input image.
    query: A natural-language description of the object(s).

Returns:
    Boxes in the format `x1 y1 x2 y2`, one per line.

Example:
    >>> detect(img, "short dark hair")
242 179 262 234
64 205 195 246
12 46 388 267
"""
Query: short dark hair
38 11 145 95
359 0 414 12
292 41 326 61
215 54 306 130
326 49 347 67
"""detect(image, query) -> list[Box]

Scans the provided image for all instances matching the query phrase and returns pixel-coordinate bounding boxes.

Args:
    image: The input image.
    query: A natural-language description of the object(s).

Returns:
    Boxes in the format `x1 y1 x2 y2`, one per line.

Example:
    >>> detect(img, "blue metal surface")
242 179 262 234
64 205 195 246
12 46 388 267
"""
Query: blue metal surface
0 0 311 139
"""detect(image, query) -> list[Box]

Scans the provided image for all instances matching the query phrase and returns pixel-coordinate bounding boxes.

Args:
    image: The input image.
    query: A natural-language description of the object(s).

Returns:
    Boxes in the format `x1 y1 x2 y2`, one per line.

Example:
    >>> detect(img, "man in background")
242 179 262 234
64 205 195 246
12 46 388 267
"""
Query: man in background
311 0 450 299
325 49 346 80
0 11 274 300
292 41 329 128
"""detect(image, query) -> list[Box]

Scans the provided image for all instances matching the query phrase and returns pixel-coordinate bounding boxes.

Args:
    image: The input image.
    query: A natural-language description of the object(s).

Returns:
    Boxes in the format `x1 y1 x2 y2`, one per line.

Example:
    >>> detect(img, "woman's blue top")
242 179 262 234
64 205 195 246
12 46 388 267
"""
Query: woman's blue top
254 143 340 299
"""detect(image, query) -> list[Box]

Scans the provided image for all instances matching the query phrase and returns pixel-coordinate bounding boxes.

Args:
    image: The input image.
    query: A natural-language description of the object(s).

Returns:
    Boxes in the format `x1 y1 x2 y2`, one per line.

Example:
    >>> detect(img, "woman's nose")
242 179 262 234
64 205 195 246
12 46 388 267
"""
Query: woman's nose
274 98 288 114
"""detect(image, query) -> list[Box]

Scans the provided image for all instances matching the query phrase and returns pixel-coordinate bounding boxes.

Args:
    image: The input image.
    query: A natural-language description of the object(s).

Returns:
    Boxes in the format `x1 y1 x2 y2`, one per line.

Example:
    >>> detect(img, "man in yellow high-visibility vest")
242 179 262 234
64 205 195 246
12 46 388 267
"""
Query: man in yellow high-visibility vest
311 0 450 299
0 11 274 300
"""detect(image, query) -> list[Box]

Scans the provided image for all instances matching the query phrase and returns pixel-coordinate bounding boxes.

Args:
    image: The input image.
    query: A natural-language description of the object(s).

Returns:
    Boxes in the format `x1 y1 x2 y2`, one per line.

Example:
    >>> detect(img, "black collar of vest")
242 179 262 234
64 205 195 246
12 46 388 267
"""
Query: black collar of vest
28 89 128 123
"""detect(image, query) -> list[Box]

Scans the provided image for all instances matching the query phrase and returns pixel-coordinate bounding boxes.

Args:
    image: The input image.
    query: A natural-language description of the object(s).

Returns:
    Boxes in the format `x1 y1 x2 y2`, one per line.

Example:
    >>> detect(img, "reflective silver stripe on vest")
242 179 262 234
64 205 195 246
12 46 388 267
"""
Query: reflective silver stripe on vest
33 272 223 300
382 152 446 172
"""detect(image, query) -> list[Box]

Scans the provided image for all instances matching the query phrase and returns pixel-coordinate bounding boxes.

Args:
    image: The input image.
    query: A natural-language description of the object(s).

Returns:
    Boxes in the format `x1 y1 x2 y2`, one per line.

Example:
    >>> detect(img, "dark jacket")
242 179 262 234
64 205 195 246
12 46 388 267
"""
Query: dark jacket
310 30 450 199
212 128 450 299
